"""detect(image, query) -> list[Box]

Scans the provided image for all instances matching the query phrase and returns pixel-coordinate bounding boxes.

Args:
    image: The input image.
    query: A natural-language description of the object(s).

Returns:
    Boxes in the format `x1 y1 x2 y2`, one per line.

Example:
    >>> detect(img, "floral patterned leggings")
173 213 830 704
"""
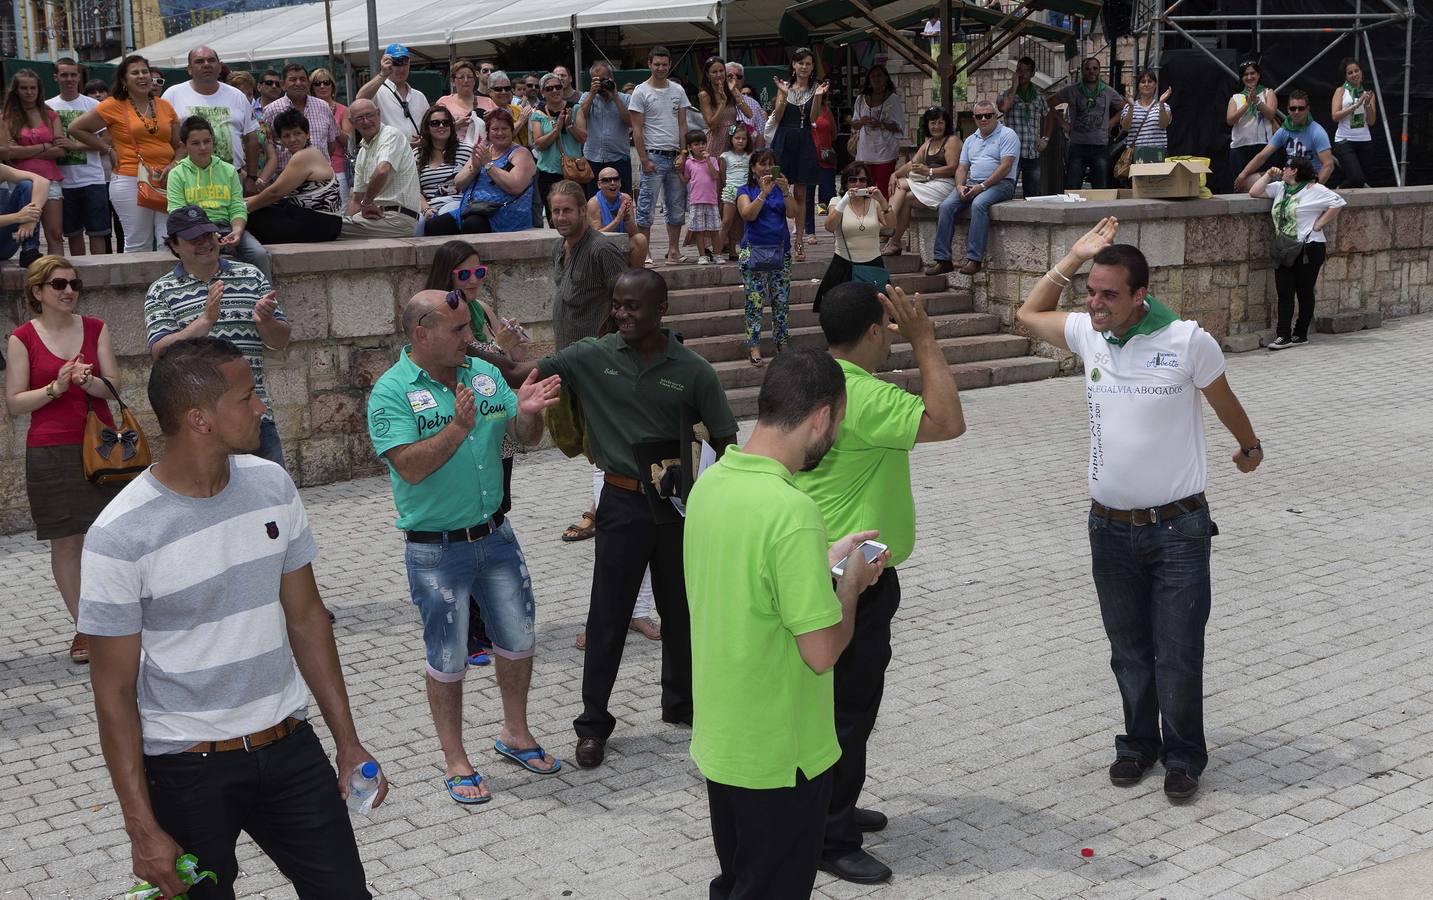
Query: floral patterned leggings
739 247 793 348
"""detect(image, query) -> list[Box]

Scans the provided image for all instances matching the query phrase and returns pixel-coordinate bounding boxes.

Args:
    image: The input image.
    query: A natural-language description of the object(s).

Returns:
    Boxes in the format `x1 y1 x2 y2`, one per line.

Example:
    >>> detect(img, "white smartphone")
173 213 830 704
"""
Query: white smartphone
851 188 870 197
831 540 888 578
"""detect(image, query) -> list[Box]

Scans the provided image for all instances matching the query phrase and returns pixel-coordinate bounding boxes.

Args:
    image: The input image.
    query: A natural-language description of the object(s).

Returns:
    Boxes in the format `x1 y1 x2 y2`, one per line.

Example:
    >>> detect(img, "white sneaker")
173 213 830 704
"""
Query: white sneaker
698 254 714 265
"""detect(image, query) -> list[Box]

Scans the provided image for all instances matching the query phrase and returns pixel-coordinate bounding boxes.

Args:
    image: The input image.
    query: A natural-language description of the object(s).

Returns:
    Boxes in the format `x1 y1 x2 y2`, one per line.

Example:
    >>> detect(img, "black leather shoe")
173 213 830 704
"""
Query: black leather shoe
1108 756 1152 786
854 808 888 832
575 737 605 769
1164 767 1199 801
660 713 693 728
818 849 892 884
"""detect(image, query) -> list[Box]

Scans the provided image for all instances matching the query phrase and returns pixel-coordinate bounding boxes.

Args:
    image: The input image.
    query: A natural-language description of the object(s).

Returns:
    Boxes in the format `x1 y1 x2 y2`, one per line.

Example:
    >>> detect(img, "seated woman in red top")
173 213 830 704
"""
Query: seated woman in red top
0 69 68 254
4 255 122 664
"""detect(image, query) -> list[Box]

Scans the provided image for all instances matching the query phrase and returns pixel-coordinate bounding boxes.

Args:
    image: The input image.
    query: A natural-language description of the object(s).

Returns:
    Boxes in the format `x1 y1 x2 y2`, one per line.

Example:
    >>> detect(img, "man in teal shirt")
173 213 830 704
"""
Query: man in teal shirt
685 347 887 898
795 281 968 884
367 290 563 804
167 114 272 281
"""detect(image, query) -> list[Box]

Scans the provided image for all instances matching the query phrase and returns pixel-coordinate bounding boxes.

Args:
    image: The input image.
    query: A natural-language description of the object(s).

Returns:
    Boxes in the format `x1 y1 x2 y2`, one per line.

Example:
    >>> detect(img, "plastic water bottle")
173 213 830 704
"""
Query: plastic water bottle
347 761 381 814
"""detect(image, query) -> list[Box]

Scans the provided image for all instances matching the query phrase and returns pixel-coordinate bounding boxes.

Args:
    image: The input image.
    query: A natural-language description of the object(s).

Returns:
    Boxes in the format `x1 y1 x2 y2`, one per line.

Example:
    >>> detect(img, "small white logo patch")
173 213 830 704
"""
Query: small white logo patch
471 373 498 397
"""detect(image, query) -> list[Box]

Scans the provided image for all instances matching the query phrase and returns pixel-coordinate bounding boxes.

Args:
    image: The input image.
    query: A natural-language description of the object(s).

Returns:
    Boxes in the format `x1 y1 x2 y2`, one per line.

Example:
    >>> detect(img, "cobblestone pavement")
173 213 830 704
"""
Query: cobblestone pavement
2 315 1431 900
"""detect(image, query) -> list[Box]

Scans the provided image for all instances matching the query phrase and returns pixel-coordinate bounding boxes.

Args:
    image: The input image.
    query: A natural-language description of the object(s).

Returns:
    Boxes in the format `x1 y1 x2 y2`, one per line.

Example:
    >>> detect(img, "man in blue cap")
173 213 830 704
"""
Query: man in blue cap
356 43 430 145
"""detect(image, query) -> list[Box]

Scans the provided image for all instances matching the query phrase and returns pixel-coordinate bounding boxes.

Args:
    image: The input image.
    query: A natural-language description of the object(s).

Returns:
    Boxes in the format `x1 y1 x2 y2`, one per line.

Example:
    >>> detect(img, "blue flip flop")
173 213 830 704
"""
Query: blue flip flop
445 773 491 805
494 739 562 775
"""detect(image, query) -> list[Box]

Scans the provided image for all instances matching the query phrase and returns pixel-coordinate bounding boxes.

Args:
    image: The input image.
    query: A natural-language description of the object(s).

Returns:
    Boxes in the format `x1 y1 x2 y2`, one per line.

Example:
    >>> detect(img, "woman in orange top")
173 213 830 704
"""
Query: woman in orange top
66 54 179 252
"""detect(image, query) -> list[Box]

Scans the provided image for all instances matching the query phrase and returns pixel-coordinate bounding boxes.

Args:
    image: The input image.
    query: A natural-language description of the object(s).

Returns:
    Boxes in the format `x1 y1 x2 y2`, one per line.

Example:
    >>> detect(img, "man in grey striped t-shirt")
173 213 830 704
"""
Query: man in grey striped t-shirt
81 338 382 899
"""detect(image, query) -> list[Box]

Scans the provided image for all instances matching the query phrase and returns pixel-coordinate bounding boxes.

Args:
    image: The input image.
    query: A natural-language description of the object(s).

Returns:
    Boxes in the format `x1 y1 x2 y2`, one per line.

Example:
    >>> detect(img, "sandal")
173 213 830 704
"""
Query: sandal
495 740 562 775
793 245 806 263
561 511 596 542
69 633 89 664
881 243 902 257
629 617 662 641
445 772 492 805
748 350 764 367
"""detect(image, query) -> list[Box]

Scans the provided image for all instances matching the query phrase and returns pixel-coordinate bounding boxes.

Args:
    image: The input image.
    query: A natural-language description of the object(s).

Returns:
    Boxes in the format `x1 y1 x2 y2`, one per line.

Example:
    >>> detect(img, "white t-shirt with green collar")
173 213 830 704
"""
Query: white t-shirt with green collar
1064 299 1226 510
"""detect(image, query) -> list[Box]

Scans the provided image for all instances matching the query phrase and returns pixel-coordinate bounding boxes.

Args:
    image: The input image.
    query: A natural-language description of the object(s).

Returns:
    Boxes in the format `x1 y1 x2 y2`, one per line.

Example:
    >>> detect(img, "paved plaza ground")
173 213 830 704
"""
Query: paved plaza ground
1 314 1431 900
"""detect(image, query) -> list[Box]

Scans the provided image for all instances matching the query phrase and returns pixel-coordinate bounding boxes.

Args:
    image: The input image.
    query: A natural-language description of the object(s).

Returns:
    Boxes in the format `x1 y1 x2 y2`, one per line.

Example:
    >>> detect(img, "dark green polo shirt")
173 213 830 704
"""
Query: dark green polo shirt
538 331 738 480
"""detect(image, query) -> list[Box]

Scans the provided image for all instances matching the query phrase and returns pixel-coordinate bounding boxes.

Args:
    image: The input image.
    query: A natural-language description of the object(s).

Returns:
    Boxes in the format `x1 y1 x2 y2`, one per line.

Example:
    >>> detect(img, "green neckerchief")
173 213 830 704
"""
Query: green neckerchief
1272 180 1313 238
1076 79 1108 111
1344 82 1366 128
1014 82 1037 103
1241 85 1268 119
1280 114 1310 133
1102 296 1178 347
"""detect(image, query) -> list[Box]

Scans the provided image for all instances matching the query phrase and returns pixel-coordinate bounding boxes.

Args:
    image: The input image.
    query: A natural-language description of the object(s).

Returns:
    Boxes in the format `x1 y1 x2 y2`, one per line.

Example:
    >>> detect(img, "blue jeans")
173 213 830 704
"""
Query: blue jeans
257 419 285 468
221 228 273 283
0 179 41 260
933 179 1015 263
1065 143 1110 189
1088 504 1216 776
1018 157 1045 197
635 152 686 228
404 518 536 679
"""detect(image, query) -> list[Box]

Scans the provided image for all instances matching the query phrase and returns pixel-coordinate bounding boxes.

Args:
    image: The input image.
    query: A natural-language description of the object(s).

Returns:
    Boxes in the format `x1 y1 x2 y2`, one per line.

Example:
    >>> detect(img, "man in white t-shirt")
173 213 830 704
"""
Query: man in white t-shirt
1015 217 1264 804
355 42 429 146
629 45 690 263
47 58 111 255
162 46 259 183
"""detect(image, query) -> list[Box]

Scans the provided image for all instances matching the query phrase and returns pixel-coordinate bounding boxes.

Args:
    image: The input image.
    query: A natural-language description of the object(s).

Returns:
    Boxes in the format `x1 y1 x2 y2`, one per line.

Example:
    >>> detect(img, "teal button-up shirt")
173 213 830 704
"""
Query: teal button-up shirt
367 347 516 531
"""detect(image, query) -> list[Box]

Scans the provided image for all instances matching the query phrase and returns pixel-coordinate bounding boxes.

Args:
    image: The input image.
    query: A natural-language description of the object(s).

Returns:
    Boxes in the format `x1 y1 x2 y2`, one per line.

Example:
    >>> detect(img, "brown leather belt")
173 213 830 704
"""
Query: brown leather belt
603 472 641 492
183 716 304 753
1091 492 1207 526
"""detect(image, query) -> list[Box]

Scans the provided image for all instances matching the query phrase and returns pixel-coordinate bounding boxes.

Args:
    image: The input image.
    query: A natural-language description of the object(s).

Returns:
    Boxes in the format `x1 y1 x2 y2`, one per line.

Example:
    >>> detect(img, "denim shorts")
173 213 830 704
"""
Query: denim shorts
61 183 111 237
404 518 536 680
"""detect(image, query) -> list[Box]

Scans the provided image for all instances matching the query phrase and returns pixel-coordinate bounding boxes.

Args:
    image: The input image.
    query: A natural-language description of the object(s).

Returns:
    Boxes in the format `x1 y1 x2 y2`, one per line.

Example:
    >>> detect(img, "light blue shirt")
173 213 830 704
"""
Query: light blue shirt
1269 120 1332 162
578 91 633 162
960 123 1021 184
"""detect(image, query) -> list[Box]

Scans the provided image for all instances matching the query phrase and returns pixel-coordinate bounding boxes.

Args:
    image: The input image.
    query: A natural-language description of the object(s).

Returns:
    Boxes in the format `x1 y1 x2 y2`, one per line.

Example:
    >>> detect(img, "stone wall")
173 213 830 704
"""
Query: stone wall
910 186 1432 370
0 233 571 535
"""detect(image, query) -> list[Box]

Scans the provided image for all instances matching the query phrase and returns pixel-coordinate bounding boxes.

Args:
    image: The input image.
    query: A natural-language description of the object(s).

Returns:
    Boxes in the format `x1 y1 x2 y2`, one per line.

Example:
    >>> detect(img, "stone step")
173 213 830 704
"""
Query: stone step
710 333 1035 390
667 291 975 339
664 272 951 315
720 355 1060 417
655 251 921 291
689 313 1003 364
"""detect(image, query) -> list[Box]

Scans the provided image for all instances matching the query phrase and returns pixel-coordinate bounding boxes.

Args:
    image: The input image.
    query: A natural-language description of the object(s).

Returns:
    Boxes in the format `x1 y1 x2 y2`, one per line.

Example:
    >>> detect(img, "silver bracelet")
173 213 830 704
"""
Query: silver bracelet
1045 268 1073 287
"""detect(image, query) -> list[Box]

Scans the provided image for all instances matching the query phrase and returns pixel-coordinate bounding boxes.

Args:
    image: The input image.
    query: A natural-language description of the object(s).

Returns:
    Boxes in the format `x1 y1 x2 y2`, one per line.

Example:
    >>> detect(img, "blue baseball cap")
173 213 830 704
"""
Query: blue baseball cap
385 43 410 59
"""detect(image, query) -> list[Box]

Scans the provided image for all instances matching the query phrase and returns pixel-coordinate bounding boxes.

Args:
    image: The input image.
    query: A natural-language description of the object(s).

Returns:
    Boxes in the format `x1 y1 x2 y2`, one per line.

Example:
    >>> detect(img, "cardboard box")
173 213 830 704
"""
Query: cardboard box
1129 159 1211 199
1065 189 1134 201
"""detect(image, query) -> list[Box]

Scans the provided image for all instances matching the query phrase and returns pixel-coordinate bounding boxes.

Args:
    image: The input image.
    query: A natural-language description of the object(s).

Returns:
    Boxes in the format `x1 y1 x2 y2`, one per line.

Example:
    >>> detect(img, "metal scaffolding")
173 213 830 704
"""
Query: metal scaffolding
1132 0 1417 186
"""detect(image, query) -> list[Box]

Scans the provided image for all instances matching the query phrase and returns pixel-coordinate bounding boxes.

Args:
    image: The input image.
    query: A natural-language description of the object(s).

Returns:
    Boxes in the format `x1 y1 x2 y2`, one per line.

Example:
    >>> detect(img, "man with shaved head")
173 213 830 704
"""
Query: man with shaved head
367 290 564 804
586 166 648 268
163 45 260 182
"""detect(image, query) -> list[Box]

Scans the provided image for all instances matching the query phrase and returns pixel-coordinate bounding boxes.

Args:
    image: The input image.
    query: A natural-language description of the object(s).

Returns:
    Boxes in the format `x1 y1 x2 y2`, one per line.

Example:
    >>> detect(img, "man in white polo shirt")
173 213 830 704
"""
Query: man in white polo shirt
1015 217 1263 802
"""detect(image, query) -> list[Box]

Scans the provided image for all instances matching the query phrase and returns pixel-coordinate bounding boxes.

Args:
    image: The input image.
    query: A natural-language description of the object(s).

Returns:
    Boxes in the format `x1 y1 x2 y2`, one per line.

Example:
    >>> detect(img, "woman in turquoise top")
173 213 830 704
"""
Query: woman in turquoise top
426 107 535 235
531 72 584 226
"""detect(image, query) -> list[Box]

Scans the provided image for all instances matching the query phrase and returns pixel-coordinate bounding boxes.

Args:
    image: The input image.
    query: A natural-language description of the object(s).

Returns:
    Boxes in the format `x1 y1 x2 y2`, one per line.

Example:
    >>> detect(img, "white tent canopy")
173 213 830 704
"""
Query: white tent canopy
131 0 790 68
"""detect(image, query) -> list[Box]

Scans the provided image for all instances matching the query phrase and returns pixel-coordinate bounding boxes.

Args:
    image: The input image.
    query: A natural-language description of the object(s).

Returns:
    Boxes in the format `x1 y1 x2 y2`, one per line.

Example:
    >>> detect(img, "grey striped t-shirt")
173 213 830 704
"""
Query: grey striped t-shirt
78 455 317 755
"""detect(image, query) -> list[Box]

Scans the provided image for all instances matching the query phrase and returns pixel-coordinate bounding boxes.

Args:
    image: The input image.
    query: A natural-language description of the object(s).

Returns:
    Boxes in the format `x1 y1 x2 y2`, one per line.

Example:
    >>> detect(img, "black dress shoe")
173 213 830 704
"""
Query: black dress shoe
818 849 892 884
575 737 605 769
660 713 693 728
1164 767 1199 801
854 807 888 832
326 607 336 624
1108 756 1152 786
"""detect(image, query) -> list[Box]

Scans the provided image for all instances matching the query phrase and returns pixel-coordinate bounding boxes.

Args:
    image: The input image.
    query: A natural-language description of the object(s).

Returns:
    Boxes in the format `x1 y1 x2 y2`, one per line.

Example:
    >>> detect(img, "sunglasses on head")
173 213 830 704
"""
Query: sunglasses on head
312 79 333 87
453 265 488 282
418 290 466 328
45 277 83 291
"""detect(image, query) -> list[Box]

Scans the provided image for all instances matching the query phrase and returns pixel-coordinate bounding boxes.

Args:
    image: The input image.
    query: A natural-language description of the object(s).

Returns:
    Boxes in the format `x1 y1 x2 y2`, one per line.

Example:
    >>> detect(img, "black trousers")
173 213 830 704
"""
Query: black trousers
574 483 692 739
1274 241 1327 340
823 567 901 857
708 769 833 900
1333 139 1375 188
143 721 370 899
246 205 342 243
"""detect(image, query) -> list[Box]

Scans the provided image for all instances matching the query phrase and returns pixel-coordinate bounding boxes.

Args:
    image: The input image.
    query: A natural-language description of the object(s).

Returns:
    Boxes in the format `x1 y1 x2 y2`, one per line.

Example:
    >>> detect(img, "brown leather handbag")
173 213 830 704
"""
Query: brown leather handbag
83 375 152 485
560 149 594 184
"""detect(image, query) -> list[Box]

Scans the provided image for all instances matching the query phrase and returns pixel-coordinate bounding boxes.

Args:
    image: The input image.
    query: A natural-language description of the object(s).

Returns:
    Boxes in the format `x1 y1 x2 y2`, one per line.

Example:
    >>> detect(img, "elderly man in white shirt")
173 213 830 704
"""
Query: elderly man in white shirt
341 99 422 238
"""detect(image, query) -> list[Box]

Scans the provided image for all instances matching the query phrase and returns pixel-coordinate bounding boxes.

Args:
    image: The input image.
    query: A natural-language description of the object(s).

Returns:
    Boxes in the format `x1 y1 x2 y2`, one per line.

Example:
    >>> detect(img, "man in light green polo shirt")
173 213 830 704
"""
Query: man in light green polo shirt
685 347 888 899
794 281 969 885
366 290 564 805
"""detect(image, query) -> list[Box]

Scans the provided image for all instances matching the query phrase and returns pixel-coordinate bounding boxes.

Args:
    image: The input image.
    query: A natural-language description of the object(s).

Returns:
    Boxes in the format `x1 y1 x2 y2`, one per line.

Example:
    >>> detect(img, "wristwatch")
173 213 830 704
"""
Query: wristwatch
1241 442 1263 457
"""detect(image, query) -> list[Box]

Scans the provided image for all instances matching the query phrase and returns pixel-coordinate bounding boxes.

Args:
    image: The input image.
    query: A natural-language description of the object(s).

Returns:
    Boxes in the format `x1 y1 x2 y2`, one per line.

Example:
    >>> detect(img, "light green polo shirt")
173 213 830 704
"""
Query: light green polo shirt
794 358 925 567
367 348 516 531
684 448 843 789
537 331 738 480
